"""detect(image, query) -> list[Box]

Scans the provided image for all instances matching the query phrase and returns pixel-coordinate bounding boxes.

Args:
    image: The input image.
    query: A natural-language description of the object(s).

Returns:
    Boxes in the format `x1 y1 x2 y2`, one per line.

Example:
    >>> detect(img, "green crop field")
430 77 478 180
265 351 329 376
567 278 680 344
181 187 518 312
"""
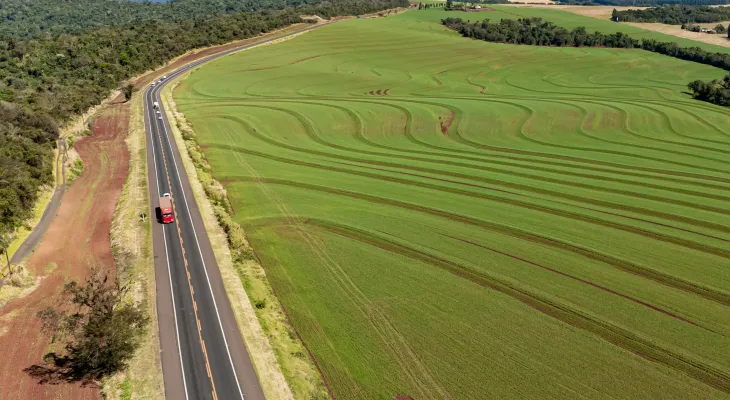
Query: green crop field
175 8 730 399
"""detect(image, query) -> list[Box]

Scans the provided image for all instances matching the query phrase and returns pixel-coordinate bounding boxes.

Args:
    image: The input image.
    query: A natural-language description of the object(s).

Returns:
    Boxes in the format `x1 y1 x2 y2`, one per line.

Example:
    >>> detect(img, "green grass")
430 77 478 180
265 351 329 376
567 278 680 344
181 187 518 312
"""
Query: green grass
175 9 730 400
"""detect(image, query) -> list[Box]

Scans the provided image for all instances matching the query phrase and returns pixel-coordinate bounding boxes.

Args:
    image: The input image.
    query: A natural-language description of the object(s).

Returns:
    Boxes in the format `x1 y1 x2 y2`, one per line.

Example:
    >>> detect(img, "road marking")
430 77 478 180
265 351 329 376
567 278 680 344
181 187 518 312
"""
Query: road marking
145 89 190 400
153 107 220 399
146 24 331 399
154 89 246 399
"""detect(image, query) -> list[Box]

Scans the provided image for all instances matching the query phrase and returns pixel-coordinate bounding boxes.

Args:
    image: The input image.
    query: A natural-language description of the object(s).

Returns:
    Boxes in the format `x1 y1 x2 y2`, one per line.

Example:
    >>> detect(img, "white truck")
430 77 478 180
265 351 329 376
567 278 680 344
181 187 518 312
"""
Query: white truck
153 101 159 109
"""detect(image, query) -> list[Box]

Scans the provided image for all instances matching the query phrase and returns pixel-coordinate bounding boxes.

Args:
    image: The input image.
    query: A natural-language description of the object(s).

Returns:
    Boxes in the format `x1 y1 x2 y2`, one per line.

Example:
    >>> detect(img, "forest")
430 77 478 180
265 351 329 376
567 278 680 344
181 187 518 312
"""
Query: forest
0 0 408 260
443 17 730 69
612 5 730 23
0 0 325 38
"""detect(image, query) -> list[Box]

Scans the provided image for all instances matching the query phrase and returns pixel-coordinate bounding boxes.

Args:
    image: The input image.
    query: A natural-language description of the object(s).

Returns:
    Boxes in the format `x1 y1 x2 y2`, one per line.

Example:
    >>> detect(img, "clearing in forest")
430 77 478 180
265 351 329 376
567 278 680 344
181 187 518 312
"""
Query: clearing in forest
175 8 730 400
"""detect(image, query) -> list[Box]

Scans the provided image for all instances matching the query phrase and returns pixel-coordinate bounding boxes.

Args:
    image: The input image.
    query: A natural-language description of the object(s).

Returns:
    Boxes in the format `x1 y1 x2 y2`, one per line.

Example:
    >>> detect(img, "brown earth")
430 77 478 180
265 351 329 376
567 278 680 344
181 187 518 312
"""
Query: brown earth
0 99 130 400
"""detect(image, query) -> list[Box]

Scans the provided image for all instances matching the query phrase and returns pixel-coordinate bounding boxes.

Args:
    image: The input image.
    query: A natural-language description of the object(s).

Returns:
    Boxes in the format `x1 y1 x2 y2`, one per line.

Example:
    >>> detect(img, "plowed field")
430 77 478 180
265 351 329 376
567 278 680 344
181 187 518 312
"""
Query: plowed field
175 9 730 399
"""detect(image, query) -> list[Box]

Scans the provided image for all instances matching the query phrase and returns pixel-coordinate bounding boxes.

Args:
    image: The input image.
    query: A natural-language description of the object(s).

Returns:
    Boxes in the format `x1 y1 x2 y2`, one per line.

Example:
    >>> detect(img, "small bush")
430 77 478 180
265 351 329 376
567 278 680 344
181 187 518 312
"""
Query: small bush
8 264 35 288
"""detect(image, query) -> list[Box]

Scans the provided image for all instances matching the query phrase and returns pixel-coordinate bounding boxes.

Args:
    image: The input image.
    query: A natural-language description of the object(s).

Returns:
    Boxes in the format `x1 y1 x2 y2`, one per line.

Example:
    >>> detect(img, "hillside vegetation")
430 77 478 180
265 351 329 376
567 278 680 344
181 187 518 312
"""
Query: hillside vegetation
0 0 373 38
0 0 407 263
175 8 730 399
613 5 730 24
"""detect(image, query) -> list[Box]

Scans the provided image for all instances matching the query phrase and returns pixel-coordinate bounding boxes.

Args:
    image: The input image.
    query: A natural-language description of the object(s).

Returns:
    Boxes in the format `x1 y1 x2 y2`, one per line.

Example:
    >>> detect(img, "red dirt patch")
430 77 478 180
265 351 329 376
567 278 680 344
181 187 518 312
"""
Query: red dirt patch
440 111 455 134
0 102 129 399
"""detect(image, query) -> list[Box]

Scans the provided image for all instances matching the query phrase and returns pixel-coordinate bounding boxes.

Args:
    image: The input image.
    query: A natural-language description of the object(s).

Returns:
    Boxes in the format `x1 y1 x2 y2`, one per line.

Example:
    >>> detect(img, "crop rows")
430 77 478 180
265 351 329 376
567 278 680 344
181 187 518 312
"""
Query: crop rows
176 9 730 400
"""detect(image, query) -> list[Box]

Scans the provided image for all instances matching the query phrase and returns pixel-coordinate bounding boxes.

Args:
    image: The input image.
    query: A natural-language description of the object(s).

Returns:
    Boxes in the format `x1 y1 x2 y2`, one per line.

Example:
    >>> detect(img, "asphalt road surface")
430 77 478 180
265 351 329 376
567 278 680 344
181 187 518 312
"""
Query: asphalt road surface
144 24 327 400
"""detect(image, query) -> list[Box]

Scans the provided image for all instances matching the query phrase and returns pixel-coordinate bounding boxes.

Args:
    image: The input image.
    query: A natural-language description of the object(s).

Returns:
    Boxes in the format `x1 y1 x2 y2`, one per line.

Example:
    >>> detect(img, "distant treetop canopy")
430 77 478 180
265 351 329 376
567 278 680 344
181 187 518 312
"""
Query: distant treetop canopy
0 0 338 38
612 5 730 24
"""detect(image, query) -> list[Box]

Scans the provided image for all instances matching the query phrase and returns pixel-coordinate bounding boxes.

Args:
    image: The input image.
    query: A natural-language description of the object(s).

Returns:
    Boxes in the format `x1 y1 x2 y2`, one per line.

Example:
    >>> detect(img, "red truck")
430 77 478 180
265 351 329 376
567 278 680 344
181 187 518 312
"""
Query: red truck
158 196 174 224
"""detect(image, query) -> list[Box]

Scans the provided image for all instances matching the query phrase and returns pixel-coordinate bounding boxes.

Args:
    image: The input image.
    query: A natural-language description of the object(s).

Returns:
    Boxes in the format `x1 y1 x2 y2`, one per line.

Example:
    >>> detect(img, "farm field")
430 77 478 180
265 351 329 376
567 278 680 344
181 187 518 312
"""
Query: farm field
175 8 730 399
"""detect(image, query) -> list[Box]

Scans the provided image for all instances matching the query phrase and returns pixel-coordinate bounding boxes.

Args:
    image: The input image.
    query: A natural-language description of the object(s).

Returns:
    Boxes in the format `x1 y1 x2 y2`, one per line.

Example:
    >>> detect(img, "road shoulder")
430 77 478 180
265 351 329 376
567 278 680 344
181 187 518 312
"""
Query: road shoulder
157 25 330 398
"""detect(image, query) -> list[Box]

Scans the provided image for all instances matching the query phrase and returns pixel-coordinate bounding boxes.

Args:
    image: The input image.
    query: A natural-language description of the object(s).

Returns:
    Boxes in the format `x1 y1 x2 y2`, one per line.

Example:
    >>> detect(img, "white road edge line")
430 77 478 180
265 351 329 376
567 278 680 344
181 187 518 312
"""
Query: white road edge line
145 88 191 400
153 85 246 400
146 25 328 398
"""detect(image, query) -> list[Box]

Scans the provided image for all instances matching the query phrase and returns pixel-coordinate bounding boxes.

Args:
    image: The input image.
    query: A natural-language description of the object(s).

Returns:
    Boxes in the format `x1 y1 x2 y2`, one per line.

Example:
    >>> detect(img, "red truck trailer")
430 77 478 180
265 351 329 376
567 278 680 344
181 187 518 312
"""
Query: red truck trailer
158 196 174 224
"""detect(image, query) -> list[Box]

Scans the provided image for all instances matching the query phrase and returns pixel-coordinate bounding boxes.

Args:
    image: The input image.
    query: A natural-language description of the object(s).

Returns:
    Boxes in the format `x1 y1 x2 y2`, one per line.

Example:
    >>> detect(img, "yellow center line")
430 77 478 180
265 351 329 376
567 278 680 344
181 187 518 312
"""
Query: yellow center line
154 114 220 399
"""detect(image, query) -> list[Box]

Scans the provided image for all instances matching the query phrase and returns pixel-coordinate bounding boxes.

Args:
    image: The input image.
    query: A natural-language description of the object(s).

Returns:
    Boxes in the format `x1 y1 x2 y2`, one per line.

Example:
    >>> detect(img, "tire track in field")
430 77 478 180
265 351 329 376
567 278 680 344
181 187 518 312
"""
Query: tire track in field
379 96 730 182
443 234 717 332
223 174 730 307
214 143 730 263
216 123 449 399
577 98 730 154
549 99 730 165
277 97 730 200
406 96 730 177
187 97 730 190
215 113 730 237
302 218 730 395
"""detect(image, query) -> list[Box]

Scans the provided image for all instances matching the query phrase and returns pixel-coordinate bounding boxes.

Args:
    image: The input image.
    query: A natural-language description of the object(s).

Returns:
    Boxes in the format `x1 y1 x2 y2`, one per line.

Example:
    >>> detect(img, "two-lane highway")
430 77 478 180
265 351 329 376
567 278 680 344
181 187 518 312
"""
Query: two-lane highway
145 79 258 399
143 24 329 399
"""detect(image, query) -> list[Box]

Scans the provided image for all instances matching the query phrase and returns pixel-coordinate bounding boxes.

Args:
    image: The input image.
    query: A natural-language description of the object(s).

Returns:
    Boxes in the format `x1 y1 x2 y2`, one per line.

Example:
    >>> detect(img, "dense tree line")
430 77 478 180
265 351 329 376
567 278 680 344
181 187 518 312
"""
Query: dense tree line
0 0 327 39
612 5 730 23
443 17 730 69
442 17 640 47
0 0 407 261
688 75 730 105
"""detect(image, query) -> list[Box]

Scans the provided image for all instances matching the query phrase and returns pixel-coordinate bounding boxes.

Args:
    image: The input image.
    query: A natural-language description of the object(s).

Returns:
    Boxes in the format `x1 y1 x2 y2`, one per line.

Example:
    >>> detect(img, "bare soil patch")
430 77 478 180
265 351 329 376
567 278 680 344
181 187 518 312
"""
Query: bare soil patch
626 22 730 48
0 100 130 400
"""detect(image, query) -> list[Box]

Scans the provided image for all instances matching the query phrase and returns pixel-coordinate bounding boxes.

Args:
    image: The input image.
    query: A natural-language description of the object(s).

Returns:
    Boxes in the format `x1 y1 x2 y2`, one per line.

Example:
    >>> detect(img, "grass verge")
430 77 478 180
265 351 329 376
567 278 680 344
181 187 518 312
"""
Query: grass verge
161 57 328 399
101 92 164 400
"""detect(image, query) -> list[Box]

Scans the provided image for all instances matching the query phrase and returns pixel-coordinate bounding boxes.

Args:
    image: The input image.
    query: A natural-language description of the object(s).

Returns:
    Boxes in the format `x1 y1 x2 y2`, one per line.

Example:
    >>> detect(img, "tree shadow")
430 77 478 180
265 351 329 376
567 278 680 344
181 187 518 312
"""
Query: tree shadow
23 353 100 387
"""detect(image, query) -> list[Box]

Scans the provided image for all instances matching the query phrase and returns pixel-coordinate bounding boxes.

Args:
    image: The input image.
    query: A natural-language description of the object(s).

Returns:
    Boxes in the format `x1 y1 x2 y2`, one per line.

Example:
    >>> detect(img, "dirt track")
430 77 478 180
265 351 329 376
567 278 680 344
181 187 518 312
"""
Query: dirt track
0 100 129 400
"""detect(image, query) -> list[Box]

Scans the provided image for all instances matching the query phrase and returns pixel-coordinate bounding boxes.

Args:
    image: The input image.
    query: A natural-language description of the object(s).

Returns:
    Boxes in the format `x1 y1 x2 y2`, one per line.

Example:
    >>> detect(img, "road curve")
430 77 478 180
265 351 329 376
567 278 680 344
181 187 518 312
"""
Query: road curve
143 23 328 400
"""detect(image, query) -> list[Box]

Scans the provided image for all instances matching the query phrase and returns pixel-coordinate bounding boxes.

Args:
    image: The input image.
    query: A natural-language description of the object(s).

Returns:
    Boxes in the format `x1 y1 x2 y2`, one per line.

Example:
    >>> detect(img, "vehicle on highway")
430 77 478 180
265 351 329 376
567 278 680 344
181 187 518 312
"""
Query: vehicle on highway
162 75 167 80
157 196 174 223
151 81 156 87
158 114 163 120
153 101 159 109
